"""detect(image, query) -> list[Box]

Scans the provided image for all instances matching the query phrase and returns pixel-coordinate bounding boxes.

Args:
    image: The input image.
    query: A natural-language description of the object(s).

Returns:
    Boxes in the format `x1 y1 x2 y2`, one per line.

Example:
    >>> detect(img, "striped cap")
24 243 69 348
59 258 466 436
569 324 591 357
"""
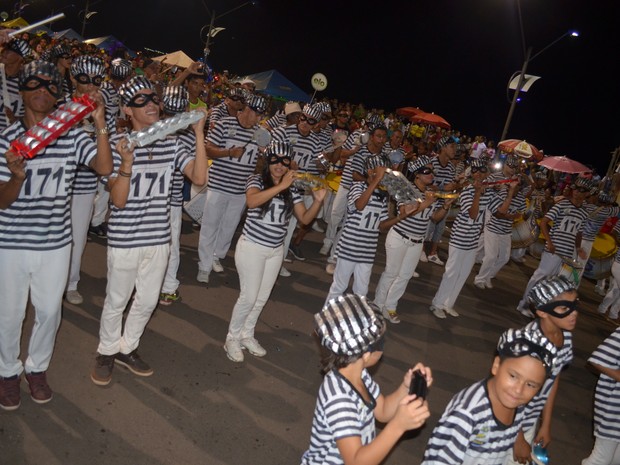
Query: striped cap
572 176 596 190
265 141 293 159
497 328 557 373
366 113 382 129
227 87 246 99
246 94 267 114
302 104 322 121
528 275 576 308
18 60 62 90
315 294 386 357
470 157 488 169
314 101 331 115
51 44 71 60
6 38 32 59
435 136 456 151
70 55 106 78
408 155 433 173
505 153 521 167
163 85 189 114
119 76 154 105
110 58 133 79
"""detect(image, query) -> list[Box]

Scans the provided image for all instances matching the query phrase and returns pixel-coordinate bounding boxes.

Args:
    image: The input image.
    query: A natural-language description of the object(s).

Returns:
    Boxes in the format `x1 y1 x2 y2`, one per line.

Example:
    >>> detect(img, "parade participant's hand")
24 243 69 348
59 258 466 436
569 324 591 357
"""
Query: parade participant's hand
443 181 458 191
577 247 587 260
228 146 244 159
392 396 430 433
546 240 556 255
5 149 26 180
312 187 327 202
3 106 16 125
192 107 208 133
187 61 202 74
512 431 532 464
509 180 520 191
0 30 15 45
89 90 106 126
370 166 387 187
403 363 433 390
402 202 419 217
280 169 297 189
473 178 486 194
116 139 135 165
444 197 457 208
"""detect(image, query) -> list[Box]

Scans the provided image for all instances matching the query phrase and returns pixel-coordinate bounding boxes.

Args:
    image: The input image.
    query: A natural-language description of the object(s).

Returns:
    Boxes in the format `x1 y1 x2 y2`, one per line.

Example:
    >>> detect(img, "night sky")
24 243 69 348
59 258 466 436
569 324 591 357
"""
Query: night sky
6 0 619 174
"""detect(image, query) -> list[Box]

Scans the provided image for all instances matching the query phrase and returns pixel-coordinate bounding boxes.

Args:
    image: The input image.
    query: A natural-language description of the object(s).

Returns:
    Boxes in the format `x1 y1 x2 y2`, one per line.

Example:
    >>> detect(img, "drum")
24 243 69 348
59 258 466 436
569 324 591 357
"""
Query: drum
559 256 583 285
325 172 342 193
512 216 539 249
584 233 618 280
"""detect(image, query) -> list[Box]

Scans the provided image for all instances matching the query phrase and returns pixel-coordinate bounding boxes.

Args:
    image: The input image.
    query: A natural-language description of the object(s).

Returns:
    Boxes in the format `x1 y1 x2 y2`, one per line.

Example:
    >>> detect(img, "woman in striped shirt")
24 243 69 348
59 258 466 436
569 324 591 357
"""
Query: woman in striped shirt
223 141 326 363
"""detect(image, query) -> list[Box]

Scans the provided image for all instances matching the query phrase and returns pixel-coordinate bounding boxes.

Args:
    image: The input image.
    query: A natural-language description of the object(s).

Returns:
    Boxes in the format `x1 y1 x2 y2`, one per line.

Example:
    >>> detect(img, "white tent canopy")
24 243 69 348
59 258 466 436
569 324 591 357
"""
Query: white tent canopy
152 50 195 69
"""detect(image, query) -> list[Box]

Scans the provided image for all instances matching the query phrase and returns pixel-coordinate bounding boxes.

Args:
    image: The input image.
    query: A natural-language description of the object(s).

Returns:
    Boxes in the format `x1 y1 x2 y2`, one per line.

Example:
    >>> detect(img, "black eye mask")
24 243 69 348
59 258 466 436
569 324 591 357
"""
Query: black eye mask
127 93 161 108
267 155 292 167
19 76 61 99
538 299 578 318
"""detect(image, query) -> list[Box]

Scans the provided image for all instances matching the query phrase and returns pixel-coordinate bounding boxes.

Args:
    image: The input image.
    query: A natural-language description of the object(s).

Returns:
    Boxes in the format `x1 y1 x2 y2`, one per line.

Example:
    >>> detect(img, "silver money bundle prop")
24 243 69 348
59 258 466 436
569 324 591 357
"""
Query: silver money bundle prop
380 169 422 204
292 172 329 192
123 110 205 150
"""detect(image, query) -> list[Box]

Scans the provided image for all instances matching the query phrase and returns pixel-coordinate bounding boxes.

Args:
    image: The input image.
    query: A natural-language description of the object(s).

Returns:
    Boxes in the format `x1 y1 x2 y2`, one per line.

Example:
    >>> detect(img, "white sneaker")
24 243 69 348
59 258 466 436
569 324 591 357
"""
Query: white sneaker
595 286 606 297
382 309 401 324
474 281 486 290
312 222 325 233
65 290 83 305
212 258 224 273
413 271 420 278
241 337 267 357
319 242 332 256
279 267 291 277
485 280 493 289
427 254 444 266
197 270 210 284
283 252 293 263
224 340 244 362
444 307 460 317
419 251 428 262
430 305 446 319
326 263 336 275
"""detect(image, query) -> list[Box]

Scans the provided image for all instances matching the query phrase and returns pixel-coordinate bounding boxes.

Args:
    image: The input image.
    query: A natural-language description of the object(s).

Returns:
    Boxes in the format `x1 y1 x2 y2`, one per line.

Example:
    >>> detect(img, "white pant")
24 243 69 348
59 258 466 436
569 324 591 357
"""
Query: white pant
518 252 563 309
226 236 283 341
599 262 620 318
432 245 476 310
198 190 246 273
325 258 373 304
90 179 109 227
475 230 511 284
324 186 349 258
98 244 169 355
0 245 70 376
161 206 182 294
582 437 620 465
374 228 423 311
68 192 96 291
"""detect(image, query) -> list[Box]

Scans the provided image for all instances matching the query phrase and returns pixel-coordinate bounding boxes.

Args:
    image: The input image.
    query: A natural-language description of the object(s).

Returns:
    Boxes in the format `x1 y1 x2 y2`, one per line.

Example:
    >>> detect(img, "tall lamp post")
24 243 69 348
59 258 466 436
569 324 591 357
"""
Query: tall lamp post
200 1 257 61
500 2 579 141
80 0 101 38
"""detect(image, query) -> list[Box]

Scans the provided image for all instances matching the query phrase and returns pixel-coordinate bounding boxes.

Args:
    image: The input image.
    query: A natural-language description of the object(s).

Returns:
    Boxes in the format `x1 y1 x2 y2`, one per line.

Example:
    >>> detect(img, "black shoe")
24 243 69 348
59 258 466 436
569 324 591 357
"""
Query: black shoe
115 350 153 377
91 354 115 386
289 244 306 261
89 223 107 238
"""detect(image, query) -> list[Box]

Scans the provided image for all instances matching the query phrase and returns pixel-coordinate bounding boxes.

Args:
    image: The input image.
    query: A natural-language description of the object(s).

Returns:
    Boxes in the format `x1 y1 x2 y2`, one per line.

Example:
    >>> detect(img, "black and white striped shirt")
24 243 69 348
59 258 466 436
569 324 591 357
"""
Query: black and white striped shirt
264 111 285 130
335 182 388 263
241 174 302 248
208 101 233 131
582 203 620 241
100 81 120 134
272 124 323 176
544 200 589 258
393 187 438 240
207 116 260 196
172 129 196 207
301 369 379 465
0 122 97 250
588 327 620 441
430 155 456 190
0 73 24 131
422 380 524 465
449 186 499 251
521 320 573 431
106 133 192 248
486 189 527 235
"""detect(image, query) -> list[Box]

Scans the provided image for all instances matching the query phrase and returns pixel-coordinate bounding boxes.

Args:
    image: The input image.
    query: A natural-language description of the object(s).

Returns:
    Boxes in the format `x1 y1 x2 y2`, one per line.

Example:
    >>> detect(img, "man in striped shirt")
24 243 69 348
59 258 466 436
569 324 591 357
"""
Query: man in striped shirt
91 76 207 386
0 60 112 410
0 38 30 131
196 94 267 284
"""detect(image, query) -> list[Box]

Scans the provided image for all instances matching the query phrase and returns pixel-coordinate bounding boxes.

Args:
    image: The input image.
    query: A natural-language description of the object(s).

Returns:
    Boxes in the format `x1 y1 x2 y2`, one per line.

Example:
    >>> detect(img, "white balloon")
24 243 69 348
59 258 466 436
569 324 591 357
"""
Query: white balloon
311 73 328 91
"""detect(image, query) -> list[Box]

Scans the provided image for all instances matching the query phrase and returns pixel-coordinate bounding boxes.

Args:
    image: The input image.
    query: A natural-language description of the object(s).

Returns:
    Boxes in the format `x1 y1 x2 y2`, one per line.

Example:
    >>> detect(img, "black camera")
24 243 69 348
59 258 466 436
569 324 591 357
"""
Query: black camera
409 370 428 400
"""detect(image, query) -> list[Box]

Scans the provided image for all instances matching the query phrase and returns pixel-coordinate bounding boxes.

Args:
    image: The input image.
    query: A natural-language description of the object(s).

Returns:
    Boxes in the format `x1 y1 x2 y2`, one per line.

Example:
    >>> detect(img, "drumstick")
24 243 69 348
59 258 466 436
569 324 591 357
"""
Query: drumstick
8 13 65 37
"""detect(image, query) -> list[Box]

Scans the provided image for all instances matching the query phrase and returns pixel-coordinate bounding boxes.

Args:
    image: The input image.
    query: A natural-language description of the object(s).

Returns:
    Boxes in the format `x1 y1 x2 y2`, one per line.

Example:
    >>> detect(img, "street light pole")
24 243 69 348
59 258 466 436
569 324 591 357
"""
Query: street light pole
201 1 256 60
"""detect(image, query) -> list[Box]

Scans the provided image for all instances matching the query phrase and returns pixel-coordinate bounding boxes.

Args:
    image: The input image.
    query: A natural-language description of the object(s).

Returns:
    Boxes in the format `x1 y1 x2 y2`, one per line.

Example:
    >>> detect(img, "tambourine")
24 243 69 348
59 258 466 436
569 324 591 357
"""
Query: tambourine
10 95 97 159
123 110 205 150
245 127 272 148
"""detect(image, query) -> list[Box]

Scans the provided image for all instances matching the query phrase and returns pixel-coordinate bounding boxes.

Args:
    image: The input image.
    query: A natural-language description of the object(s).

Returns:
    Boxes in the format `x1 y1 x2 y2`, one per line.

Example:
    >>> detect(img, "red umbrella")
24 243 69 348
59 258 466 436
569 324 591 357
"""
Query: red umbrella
395 106 425 120
537 156 591 174
412 111 451 129
498 139 543 162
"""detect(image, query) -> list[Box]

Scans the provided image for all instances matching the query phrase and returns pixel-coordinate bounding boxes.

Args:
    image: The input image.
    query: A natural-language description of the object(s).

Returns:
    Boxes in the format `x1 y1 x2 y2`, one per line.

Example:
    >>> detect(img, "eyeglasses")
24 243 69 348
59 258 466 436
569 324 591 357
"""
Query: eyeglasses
267 155 291 167
19 76 60 98
75 73 103 87
299 114 318 125
471 166 489 173
417 167 434 175
127 92 161 108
